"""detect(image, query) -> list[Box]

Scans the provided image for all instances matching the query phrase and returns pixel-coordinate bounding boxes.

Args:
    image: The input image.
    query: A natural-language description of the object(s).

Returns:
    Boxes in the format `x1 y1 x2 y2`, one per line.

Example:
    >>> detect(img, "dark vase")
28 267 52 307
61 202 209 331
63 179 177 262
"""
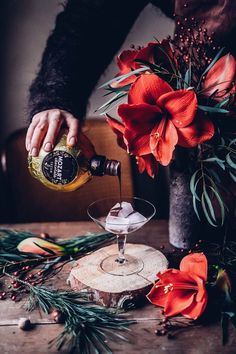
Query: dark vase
169 147 201 249
169 167 202 249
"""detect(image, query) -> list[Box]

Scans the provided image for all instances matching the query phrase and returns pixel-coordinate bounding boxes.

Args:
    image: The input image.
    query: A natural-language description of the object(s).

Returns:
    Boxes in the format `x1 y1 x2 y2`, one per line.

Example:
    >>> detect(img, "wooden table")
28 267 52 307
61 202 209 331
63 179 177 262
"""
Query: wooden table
0 220 235 354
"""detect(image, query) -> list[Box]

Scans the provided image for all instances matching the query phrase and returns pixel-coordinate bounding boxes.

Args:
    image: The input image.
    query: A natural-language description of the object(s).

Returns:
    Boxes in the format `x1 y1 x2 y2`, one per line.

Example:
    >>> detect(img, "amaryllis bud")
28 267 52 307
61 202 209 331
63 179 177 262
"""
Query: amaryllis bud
202 54 236 101
17 237 65 256
216 269 231 293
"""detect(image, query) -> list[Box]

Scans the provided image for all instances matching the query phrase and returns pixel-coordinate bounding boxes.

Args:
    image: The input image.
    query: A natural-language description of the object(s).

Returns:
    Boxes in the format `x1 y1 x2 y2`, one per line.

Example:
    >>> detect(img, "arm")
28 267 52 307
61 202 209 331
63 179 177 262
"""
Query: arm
26 0 147 155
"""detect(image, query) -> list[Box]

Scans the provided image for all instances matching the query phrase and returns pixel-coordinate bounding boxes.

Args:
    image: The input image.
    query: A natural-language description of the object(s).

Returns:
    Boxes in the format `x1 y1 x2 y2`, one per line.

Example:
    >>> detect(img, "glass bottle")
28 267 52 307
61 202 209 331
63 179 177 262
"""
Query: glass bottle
28 131 120 192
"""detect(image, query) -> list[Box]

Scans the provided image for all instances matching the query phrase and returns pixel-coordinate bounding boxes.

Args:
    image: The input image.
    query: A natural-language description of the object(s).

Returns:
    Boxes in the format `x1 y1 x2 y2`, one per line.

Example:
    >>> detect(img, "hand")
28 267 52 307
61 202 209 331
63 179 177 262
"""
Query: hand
25 109 79 157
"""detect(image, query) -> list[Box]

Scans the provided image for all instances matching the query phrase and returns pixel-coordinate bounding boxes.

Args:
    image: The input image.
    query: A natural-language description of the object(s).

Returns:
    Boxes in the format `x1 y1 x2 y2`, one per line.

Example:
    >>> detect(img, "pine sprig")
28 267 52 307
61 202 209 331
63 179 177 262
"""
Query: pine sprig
0 228 114 284
22 282 133 354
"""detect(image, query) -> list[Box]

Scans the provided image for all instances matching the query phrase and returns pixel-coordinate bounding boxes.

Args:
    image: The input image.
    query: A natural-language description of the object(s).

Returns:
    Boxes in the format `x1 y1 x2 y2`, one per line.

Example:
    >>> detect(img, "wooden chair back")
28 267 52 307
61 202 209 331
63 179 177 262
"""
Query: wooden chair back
0 119 133 222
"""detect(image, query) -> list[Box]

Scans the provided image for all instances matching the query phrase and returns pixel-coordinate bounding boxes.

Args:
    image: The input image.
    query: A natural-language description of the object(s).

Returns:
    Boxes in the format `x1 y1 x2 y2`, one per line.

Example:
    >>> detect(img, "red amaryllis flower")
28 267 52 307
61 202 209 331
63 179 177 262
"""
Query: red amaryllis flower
112 40 175 88
136 155 159 178
202 54 236 101
117 73 214 166
107 116 159 177
147 253 208 320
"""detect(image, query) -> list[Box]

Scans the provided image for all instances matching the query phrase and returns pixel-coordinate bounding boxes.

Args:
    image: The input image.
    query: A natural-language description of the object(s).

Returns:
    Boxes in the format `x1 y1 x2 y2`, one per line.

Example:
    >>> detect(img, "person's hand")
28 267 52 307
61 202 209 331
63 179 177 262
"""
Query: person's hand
25 109 79 156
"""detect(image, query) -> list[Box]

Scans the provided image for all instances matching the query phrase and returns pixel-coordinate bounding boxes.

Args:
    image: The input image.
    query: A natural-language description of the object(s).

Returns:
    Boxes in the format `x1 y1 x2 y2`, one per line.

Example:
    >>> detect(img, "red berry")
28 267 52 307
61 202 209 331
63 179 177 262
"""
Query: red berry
40 232 50 239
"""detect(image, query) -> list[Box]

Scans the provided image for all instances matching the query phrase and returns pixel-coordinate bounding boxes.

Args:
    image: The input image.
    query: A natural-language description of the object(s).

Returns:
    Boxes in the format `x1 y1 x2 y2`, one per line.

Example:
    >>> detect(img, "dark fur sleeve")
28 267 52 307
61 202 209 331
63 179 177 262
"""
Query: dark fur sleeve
28 0 147 121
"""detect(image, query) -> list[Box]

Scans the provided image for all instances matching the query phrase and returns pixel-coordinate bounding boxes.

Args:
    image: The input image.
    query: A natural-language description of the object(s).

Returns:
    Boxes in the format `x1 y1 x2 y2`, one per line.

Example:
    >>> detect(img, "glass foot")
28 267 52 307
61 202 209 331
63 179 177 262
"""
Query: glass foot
100 254 144 276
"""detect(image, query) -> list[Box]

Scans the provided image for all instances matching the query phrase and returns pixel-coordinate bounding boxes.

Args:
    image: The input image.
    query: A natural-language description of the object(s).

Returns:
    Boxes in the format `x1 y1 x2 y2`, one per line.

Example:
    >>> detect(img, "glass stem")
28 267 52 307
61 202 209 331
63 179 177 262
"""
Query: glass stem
116 234 127 264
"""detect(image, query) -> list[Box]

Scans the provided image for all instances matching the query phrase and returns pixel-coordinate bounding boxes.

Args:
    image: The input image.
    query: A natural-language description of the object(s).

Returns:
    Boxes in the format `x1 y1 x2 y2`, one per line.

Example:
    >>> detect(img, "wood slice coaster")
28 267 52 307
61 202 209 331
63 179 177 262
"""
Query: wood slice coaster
67 243 168 308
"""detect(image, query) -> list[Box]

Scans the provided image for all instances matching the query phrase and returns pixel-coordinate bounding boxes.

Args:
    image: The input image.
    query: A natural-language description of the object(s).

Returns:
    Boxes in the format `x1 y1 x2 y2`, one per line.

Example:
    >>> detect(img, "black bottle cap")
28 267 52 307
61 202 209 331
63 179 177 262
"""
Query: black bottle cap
90 155 120 176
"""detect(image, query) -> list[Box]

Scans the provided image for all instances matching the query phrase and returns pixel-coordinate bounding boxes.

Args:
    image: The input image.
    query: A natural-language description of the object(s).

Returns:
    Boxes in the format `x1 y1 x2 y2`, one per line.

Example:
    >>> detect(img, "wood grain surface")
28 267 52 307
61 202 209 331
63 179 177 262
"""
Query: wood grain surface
0 220 235 354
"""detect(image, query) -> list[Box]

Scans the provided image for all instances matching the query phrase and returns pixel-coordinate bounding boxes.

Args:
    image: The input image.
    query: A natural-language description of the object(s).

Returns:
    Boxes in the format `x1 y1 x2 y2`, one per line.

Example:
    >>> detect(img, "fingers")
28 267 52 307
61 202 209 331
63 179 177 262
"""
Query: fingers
66 114 79 146
43 110 63 152
26 109 80 157
25 116 39 151
30 118 48 157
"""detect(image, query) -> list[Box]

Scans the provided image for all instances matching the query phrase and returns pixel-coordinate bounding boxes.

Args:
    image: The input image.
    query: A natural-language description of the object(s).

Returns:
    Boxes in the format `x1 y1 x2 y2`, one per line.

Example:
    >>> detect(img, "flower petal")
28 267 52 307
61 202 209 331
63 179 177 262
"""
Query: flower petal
136 154 159 177
128 74 172 105
157 89 197 128
137 40 176 71
181 292 208 320
112 50 139 88
118 103 161 133
164 289 195 317
117 49 138 72
180 253 208 281
146 283 168 307
106 116 127 150
150 119 178 166
202 54 236 99
177 116 215 147
136 42 157 64
124 130 151 155
157 269 196 286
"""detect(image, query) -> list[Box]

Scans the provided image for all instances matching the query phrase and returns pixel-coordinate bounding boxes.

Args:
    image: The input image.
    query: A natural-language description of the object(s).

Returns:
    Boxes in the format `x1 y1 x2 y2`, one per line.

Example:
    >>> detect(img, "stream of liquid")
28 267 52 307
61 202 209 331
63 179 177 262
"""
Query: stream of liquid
118 168 122 205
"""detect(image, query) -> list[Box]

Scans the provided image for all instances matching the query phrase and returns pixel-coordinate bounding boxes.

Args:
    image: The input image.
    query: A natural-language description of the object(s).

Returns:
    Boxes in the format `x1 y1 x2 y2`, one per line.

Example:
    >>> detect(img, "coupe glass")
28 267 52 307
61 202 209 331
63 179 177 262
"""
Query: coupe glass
87 197 156 276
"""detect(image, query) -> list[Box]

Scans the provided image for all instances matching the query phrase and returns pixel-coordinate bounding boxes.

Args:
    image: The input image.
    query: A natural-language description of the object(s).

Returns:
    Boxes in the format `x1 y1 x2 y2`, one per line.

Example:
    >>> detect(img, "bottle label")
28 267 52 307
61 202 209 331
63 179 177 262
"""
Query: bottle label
42 151 78 185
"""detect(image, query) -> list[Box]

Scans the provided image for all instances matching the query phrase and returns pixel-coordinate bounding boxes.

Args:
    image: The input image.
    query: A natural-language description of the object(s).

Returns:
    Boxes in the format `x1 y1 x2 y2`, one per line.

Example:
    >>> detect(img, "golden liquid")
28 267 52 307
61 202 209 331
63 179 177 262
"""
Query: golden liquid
28 132 92 192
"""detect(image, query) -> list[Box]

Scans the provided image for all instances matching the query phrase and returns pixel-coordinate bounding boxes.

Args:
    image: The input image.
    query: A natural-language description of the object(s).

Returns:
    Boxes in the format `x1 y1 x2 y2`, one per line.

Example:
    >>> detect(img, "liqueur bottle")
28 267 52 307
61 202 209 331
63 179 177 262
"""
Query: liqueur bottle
28 130 120 192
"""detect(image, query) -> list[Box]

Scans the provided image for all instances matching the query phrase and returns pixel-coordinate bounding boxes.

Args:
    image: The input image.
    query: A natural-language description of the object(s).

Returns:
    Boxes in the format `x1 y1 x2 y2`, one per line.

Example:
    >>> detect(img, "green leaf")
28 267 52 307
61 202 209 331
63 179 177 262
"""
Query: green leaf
96 92 127 113
229 138 236 147
0 253 25 261
184 61 191 88
224 311 236 318
209 186 226 226
33 242 56 255
202 47 225 76
226 153 236 169
105 84 131 93
201 193 217 227
215 96 230 108
206 168 221 184
202 157 225 163
99 66 149 88
190 170 201 201
134 59 165 72
203 190 216 221
153 37 177 74
193 196 201 221
198 105 229 114
202 157 226 170
229 171 236 182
